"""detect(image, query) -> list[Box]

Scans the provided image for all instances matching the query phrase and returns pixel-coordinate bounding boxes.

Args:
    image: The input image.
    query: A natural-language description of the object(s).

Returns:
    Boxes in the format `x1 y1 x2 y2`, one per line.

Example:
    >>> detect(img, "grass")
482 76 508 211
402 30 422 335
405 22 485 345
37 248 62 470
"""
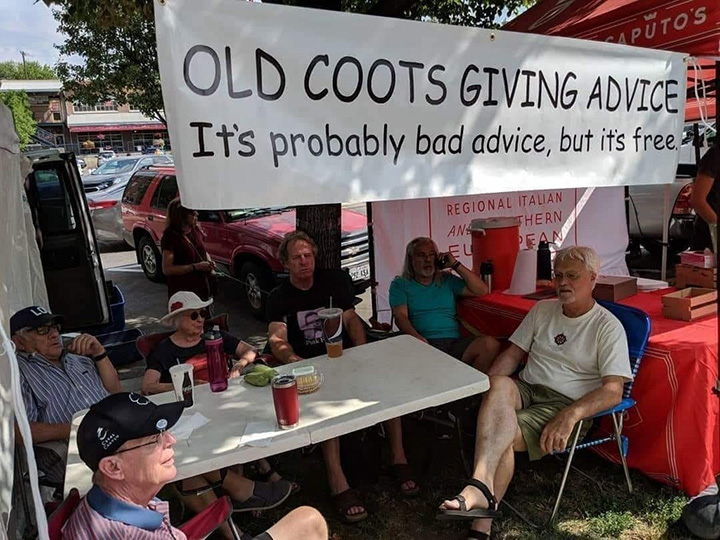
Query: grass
225 415 694 540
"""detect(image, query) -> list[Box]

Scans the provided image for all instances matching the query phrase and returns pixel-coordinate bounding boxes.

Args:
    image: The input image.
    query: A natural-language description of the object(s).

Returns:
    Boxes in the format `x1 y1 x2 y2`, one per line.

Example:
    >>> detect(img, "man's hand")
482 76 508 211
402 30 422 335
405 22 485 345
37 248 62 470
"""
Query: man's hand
539 408 579 456
67 334 105 358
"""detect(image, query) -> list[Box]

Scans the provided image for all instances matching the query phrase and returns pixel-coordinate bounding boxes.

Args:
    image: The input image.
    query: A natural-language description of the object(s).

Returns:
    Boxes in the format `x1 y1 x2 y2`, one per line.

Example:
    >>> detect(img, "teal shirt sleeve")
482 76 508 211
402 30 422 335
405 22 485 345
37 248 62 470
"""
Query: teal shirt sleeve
388 277 407 308
446 274 466 296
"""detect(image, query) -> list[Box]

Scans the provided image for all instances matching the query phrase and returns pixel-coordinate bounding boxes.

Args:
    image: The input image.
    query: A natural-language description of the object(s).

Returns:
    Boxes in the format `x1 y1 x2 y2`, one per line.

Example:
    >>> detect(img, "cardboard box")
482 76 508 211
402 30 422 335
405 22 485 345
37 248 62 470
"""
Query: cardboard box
592 276 638 302
675 264 717 289
679 250 716 269
661 288 717 321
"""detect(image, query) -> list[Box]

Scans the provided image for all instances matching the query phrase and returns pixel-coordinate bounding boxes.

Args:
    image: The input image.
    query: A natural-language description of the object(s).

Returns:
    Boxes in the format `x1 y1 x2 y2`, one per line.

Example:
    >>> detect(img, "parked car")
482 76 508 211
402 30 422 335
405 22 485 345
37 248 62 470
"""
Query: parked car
121 167 371 316
23 149 111 329
84 155 173 242
96 150 116 167
627 172 697 256
627 123 717 257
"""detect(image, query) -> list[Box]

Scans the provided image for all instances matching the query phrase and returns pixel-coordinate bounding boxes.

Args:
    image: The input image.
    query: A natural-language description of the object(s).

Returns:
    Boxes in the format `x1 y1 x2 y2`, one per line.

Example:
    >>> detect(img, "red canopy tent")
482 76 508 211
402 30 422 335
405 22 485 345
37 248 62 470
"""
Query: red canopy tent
504 0 719 121
503 0 720 501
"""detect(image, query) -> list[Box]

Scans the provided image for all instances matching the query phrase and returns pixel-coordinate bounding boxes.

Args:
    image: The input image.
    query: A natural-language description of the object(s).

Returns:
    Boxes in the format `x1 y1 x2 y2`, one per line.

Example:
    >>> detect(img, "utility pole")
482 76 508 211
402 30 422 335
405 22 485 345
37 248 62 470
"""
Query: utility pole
19 50 29 78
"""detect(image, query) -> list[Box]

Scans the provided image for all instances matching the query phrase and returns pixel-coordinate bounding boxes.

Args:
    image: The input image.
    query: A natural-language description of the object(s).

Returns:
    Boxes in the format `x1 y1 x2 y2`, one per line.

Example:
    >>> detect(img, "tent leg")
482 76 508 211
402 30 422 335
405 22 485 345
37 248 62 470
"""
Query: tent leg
661 184 669 282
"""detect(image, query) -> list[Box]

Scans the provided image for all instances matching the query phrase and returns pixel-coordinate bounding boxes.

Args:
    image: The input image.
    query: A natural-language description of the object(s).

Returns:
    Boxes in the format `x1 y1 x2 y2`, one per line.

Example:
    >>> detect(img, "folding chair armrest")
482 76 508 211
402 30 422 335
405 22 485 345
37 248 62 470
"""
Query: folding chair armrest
587 398 635 420
178 495 232 540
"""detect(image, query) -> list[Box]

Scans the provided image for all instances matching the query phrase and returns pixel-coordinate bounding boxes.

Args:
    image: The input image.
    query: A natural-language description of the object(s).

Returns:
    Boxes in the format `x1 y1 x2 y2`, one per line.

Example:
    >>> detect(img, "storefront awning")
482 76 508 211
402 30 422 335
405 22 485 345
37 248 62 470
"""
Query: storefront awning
69 123 166 133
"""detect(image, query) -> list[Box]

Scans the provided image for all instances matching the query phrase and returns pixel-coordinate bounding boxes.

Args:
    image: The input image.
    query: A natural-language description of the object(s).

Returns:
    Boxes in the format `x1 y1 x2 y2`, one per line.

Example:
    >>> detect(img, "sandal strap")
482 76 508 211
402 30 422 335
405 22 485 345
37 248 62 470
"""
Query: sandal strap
467 531 489 540
256 466 277 482
452 494 468 513
467 478 498 511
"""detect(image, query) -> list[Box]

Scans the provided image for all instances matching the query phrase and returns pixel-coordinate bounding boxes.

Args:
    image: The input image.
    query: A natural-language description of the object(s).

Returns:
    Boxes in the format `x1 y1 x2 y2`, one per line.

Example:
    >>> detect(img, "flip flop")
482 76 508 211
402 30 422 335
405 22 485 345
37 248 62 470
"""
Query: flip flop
232 480 292 513
332 488 368 523
436 478 501 521
467 531 490 540
390 463 420 497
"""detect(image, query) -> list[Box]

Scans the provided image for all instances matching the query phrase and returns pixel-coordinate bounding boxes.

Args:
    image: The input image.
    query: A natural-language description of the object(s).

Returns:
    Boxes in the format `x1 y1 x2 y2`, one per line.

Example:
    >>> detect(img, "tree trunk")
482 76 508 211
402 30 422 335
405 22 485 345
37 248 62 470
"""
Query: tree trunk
296 204 342 270
294 0 343 271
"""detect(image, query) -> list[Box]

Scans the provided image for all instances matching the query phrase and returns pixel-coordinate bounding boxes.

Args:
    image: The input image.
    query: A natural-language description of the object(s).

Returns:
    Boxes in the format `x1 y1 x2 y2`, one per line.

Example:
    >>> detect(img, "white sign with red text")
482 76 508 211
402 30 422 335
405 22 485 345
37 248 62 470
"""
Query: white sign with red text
371 187 628 323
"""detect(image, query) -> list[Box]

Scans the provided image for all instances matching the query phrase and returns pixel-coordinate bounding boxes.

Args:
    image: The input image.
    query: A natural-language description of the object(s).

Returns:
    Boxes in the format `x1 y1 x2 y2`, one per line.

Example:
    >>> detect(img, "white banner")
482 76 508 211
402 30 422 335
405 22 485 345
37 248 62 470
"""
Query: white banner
155 0 686 209
371 187 629 323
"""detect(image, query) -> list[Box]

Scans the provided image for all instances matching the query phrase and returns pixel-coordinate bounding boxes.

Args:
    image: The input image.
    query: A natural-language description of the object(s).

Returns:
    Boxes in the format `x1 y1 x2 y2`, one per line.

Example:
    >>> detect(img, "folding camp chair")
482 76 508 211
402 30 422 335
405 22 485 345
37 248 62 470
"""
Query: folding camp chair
48 488 241 540
504 299 651 528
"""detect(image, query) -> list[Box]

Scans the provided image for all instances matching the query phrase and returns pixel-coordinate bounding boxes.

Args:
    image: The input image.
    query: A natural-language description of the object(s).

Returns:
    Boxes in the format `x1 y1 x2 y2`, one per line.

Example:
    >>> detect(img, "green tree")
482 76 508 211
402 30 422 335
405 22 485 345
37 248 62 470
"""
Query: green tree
0 91 36 148
49 0 533 126
0 60 57 80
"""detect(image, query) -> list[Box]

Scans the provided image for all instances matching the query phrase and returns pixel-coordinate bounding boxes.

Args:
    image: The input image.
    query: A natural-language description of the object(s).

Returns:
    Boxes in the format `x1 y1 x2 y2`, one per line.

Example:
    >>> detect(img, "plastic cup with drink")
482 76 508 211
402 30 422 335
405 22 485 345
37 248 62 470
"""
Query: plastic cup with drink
170 363 195 409
318 306 343 358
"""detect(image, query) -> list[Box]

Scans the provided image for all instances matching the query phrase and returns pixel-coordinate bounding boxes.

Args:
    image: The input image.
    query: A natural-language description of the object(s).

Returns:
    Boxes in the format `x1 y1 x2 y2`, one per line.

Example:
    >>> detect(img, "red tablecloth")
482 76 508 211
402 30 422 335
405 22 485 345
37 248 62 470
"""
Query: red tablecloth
457 290 719 496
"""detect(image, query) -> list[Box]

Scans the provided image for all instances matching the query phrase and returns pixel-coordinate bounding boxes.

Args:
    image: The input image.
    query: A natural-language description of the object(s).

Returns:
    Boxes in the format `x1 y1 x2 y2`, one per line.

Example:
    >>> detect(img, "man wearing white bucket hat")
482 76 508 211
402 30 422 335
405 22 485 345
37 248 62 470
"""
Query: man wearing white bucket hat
390 237 500 371
142 291 258 394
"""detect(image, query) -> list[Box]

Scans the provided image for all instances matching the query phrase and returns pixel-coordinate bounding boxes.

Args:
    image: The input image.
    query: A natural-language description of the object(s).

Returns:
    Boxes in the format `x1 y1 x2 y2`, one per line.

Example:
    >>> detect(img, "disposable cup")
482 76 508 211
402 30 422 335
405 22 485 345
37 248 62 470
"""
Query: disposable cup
170 363 195 409
318 307 343 358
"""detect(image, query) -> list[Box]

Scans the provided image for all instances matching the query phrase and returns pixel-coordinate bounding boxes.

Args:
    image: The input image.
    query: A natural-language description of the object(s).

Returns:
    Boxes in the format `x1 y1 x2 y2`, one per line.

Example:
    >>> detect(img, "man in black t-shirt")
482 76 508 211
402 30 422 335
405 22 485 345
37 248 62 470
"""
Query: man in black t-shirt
691 145 720 252
266 231 418 523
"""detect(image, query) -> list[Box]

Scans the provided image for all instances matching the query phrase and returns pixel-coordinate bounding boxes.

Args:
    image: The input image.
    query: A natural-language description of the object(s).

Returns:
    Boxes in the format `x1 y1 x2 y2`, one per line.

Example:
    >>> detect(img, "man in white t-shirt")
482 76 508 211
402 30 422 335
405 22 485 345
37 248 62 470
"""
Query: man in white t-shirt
438 246 632 539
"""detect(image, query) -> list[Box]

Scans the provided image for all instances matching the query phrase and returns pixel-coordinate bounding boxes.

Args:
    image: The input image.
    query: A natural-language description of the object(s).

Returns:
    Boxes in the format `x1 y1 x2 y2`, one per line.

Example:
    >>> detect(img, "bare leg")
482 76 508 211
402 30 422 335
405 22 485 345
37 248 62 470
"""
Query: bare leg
265 506 328 540
385 417 417 492
203 469 254 501
174 477 236 540
440 375 522 515
321 438 364 516
462 336 501 372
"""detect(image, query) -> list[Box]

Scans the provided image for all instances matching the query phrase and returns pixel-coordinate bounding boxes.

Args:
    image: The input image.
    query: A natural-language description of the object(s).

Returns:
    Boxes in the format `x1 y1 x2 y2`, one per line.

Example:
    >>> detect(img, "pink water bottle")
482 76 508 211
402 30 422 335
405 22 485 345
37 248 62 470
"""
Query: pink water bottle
205 325 228 392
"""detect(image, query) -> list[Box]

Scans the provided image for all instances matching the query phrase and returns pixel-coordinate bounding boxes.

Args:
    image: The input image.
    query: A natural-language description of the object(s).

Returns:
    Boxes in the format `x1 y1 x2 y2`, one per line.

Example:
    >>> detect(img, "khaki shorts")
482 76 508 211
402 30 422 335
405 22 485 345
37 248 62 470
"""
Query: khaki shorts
514 379 590 461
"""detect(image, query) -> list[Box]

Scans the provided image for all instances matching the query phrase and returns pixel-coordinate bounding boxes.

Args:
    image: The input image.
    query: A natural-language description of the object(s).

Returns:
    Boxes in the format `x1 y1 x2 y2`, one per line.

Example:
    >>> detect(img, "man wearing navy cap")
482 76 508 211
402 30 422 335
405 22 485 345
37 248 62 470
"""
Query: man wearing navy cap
64 393 329 540
10 305 121 485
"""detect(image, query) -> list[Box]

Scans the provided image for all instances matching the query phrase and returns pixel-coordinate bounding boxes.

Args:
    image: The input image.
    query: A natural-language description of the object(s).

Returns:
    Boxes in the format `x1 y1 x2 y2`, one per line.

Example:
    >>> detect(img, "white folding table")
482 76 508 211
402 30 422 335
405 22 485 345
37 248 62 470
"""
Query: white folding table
65 335 489 496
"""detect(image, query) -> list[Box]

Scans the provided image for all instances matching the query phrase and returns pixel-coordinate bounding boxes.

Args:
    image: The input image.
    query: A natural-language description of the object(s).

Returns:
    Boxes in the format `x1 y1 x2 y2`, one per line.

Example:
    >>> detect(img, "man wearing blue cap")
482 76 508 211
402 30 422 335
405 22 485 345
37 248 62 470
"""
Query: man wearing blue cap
10 305 121 485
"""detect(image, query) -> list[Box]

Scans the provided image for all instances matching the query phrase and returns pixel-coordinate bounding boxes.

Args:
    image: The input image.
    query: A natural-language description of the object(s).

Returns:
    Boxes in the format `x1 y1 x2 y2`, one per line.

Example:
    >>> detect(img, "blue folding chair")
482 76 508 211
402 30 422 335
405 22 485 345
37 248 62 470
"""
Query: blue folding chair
505 299 651 527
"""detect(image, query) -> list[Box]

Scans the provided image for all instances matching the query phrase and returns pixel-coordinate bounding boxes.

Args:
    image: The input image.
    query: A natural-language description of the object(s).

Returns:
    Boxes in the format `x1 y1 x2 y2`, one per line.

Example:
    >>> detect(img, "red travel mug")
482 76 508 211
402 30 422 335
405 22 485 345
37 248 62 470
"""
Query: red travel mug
272 375 299 429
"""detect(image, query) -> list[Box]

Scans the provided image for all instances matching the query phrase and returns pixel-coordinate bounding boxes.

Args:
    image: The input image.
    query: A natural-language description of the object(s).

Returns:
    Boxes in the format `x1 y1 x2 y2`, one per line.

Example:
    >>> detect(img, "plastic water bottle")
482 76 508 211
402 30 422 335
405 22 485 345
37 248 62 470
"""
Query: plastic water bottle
205 325 228 393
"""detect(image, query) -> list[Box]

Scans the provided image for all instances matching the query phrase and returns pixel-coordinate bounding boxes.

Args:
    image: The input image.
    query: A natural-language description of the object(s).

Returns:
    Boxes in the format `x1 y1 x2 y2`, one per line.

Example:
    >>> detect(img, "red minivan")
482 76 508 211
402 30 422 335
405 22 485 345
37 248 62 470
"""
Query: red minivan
121 166 370 316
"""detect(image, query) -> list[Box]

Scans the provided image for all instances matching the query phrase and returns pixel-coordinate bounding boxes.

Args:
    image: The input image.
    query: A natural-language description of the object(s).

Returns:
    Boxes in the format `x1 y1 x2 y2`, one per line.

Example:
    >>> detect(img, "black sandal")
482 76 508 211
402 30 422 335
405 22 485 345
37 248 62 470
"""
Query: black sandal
467 531 489 540
436 478 501 520
256 465 301 495
232 480 292 513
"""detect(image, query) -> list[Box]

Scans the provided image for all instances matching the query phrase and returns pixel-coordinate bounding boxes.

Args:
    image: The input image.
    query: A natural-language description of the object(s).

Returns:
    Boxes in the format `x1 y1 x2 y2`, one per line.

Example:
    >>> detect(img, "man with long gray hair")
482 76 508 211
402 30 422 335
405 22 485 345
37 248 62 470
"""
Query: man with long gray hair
389 237 499 370
437 246 632 539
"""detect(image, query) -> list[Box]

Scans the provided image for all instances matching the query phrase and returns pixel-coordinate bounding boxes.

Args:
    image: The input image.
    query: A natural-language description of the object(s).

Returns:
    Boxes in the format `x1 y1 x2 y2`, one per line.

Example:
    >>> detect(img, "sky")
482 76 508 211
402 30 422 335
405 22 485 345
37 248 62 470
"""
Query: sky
0 0 65 69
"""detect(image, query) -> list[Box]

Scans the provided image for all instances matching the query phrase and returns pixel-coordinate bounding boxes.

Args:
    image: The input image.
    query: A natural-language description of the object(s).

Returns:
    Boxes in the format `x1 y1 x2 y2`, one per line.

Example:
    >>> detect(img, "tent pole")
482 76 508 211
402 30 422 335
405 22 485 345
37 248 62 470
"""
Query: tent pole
366 201 379 323
714 60 719 398
661 184 669 282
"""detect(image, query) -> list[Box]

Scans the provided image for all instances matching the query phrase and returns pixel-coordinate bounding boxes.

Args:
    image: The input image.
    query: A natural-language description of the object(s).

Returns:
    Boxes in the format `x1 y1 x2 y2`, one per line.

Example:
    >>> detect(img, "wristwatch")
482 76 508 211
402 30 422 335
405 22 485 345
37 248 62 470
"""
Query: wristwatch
451 260 462 272
91 351 109 363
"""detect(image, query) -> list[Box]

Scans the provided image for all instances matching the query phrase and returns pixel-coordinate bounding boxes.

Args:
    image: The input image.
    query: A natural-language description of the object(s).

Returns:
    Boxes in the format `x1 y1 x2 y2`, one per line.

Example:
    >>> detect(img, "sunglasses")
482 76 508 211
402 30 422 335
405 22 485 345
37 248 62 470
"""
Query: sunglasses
188 309 209 321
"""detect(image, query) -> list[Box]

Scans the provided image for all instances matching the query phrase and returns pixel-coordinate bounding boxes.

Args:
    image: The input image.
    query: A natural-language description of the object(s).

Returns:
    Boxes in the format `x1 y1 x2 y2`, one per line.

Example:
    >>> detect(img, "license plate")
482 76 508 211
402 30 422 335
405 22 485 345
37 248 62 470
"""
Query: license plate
349 263 370 281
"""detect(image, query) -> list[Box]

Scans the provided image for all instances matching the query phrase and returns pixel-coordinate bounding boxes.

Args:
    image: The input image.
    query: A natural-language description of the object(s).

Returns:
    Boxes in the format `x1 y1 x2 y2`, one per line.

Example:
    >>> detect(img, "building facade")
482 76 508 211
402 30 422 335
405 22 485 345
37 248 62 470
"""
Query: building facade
0 79 169 154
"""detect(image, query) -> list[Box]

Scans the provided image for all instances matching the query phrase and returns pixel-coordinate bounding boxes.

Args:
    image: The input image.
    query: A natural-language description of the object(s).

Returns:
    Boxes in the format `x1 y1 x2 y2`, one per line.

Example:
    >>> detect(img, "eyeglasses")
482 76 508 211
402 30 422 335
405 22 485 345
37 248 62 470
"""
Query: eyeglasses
114 432 165 455
553 271 584 282
189 309 209 321
27 323 61 336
